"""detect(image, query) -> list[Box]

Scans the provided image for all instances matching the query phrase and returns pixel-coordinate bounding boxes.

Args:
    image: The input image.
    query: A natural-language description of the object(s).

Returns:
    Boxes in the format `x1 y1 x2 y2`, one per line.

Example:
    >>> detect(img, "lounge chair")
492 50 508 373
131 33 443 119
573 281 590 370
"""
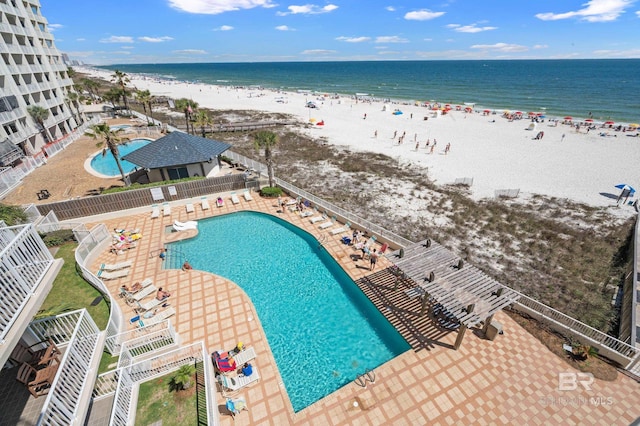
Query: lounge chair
217 365 260 395
201 197 210 211
310 213 326 224
131 285 157 302
135 296 165 313
173 220 198 231
233 346 257 366
97 268 130 280
185 202 195 213
150 204 160 219
99 260 132 271
226 397 249 417
243 190 253 201
331 222 350 235
163 202 171 217
136 307 176 327
318 217 335 229
212 351 238 374
300 210 314 218
216 197 224 207
231 192 240 204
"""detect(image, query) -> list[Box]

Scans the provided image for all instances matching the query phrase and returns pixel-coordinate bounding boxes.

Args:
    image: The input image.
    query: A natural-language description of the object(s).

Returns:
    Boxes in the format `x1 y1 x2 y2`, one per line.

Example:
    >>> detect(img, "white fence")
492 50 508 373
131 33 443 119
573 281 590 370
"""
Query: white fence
109 342 218 426
0 155 46 199
27 310 105 426
43 118 99 159
74 223 125 353
117 320 179 369
0 223 54 342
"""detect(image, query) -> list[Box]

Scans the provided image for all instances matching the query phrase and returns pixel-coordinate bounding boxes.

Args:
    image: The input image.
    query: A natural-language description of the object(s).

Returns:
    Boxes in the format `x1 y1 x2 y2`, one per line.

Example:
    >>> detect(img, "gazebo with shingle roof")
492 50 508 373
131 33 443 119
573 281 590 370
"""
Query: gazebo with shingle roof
122 132 231 183
385 238 522 349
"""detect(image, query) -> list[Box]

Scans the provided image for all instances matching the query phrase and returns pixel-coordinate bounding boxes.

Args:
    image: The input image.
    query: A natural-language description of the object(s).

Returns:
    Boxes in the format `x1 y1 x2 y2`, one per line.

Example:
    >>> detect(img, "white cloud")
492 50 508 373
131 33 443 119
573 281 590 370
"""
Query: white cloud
216 25 234 31
386 6 395 12
275 25 293 31
301 49 336 55
336 36 371 43
121 46 135 49
535 0 633 22
138 36 174 42
449 24 498 33
375 36 409 43
168 0 276 14
277 4 339 15
533 44 548 49
48 23 63 32
172 49 207 54
470 43 528 53
100 36 134 43
76 38 86 42
404 9 445 21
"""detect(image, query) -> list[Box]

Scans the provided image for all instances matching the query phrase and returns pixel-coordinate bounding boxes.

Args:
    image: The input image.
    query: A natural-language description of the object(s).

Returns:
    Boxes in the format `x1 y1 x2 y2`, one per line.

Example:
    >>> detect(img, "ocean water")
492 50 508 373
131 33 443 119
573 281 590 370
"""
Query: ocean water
100 60 640 123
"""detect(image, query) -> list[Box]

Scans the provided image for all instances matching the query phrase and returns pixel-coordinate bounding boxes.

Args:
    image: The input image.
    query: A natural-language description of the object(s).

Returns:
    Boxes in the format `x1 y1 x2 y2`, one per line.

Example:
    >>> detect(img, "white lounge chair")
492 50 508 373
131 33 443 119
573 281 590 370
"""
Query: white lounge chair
218 365 260 395
300 210 314 218
150 204 160 219
173 220 198 231
185 202 195 213
96 268 129 280
318 217 335 229
233 347 257 366
132 285 157 302
163 202 171 217
231 192 240 204
243 190 253 201
135 296 165 313
99 260 132 271
137 307 176 327
331 222 350 235
310 213 326 224
201 197 210 211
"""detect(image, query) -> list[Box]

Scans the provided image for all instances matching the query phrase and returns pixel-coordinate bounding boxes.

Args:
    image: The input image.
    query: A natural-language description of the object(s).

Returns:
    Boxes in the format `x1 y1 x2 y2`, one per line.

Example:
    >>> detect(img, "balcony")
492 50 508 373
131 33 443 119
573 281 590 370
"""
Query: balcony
0 310 105 426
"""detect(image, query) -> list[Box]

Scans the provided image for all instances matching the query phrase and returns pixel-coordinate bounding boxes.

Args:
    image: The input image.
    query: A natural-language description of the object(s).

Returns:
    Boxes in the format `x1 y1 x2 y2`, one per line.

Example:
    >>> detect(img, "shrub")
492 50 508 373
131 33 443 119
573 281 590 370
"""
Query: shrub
260 186 283 197
40 229 76 247
0 203 28 225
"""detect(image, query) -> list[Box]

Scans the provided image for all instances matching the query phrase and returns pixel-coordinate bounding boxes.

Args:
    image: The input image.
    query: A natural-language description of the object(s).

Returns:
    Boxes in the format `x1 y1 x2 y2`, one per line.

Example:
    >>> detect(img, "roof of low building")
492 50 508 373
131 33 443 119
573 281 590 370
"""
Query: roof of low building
122 132 231 169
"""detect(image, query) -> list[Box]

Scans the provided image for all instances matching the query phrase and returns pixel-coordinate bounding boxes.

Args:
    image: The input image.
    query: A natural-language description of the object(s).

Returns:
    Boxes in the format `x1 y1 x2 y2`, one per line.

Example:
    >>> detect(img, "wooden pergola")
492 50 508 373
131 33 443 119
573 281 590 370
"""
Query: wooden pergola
385 239 522 349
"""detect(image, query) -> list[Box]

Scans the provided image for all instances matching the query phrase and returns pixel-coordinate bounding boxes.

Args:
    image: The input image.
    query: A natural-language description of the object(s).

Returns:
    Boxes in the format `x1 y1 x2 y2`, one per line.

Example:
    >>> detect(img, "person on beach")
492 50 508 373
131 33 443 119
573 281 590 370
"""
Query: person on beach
393 130 397 139
182 261 192 271
374 130 377 138
430 145 435 154
415 141 420 151
363 113 367 120
445 143 451 154
425 139 430 148
156 287 171 301
561 134 566 142
370 249 378 271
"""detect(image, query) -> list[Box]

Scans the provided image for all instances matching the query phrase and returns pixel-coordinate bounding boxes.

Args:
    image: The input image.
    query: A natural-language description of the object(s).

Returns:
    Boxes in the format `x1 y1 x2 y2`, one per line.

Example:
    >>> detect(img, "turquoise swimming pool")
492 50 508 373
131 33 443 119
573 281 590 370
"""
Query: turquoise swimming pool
166 212 409 412
89 138 150 176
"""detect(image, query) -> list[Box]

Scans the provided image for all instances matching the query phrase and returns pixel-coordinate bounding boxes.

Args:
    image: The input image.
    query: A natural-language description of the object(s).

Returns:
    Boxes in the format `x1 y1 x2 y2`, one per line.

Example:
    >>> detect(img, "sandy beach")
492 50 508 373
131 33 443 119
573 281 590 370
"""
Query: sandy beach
79 67 640 209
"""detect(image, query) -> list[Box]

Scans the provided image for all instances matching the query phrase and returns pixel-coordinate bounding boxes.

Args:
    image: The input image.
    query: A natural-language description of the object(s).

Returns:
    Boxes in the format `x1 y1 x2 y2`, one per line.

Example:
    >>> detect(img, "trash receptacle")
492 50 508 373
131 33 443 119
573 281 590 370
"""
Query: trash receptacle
486 320 503 341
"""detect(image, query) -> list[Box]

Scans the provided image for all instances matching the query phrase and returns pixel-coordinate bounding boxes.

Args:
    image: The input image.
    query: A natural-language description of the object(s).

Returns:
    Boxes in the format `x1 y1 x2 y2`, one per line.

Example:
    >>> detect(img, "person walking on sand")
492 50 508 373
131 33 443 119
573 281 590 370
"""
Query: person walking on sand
425 139 430 148
374 130 377 138
393 130 397 139
430 145 435 154
445 143 451 154
561 133 566 142
415 141 420 151
363 113 367 120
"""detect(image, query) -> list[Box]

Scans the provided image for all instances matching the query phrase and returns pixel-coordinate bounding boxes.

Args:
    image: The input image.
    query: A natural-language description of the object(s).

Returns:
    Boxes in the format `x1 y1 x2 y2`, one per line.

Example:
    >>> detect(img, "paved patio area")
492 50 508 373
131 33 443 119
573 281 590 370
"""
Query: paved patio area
87 192 640 425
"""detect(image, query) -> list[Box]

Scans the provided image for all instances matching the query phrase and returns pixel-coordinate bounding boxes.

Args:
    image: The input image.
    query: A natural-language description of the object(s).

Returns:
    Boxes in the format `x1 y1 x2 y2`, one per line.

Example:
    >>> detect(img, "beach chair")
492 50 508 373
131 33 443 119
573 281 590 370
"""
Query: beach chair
136 307 176 327
310 213 326 224
163 202 171 217
16 361 60 397
135 296 165 313
131 285 157 302
217 365 260 395
300 210 314 218
233 346 257 366
99 260 132 271
318 216 335 230
185 202 195 213
243 190 253 201
201 197 210 211
150 204 160 219
331 222 350 235
97 268 130 280
226 397 249 418
216 197 224 207
231 192 240 204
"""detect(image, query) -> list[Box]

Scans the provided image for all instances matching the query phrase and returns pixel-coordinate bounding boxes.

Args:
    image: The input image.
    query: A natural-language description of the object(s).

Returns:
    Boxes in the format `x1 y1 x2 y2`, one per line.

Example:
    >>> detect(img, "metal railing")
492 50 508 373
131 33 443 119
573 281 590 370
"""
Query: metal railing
42 117 98 159
109 342 218 426
117 320 179 369
93 369 120 400
27 309 104 426
0 223 54 342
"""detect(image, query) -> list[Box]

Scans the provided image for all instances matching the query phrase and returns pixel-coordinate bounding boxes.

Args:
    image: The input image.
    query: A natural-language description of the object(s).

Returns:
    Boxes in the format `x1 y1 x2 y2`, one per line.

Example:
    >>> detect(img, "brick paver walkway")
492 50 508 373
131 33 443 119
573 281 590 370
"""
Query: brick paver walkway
89 192 640 425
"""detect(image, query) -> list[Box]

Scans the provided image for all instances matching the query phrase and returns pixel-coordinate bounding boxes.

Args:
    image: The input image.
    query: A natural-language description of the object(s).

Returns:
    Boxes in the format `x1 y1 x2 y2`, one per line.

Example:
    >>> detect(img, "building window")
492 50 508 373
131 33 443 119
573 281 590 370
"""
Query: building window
166 167 189 180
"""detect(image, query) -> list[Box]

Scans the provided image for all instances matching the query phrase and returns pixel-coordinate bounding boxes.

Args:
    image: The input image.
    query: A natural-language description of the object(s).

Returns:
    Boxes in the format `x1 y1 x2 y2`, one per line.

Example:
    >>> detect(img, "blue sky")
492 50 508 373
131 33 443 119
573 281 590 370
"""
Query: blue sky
43 0 640 65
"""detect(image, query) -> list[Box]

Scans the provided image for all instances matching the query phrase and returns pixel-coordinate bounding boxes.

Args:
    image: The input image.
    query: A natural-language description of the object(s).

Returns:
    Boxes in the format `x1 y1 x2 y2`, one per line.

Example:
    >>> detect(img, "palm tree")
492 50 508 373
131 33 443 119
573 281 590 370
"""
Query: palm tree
174 98 198 134
80 78 100 101
193 110 212 137
253 130 278 187
111 70 130 112
171 364 196 391
136 89 152 125
88 122 130 185
27 105 52 144
66 91 83 125
103 87 123 112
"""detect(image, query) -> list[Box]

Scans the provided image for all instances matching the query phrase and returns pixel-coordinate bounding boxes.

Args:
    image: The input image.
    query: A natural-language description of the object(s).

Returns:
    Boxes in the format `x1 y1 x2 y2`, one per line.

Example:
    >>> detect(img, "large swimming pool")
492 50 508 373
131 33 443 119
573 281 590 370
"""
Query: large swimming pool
166 212 409 412
89 138 150 177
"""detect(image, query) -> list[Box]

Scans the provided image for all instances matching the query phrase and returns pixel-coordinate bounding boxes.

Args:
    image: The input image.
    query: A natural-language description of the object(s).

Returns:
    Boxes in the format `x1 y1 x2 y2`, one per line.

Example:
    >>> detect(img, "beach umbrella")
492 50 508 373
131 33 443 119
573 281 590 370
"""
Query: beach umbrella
527 112 536 116
604 121 615 125
564 116 572 120
629 123 639 128
514 111 522 115
483 109 491 113
584 119 593 123
615 183 635 192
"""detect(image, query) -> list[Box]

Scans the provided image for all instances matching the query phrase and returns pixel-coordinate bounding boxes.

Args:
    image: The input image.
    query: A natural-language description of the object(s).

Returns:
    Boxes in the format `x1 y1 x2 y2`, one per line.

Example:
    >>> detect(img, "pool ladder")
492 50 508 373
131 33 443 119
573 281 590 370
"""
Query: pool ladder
318 233 328 247
354 369 376 388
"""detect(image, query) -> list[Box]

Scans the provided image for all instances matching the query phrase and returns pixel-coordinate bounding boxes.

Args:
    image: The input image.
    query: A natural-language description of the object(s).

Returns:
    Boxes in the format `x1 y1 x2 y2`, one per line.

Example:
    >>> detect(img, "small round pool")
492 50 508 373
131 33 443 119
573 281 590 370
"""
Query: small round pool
109 124 131 131
89 138 150 177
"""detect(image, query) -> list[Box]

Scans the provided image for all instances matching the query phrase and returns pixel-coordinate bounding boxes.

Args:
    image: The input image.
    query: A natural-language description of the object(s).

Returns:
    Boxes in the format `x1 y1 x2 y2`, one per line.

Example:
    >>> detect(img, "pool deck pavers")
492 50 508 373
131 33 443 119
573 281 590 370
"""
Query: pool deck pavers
89 191 640 425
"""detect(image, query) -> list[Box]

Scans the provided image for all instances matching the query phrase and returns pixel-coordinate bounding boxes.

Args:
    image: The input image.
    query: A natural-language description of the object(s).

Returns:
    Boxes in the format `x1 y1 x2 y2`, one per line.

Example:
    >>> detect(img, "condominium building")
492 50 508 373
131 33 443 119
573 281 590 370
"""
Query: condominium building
0 0 79 167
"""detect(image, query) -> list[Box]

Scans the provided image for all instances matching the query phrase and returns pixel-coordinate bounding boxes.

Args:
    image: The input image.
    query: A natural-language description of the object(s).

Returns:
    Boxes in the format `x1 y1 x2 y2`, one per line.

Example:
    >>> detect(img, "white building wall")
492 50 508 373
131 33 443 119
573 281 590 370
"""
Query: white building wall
0 0 79 157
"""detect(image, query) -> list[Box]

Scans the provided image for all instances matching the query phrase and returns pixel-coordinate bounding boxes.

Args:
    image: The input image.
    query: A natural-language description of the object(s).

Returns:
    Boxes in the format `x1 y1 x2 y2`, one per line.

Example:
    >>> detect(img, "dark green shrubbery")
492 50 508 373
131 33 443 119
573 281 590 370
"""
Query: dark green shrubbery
40 229 76 247
259 186 283 198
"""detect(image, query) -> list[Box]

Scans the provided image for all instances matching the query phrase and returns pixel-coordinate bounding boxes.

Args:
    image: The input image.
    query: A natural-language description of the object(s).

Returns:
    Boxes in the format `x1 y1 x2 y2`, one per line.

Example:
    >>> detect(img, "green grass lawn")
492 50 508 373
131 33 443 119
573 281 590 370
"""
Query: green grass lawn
135 362 207 426
39 242 110 330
